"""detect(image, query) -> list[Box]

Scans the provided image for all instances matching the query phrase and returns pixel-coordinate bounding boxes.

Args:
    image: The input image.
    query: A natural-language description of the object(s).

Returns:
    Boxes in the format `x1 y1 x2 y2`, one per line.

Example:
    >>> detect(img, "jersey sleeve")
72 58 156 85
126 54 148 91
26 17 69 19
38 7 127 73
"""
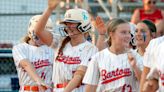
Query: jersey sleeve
143 39 156 68
12 44 28 67
49 33 62 49
146 63 159 80
133 50 144 71
83 55 100 85
147 42 164 80
80 45 98 66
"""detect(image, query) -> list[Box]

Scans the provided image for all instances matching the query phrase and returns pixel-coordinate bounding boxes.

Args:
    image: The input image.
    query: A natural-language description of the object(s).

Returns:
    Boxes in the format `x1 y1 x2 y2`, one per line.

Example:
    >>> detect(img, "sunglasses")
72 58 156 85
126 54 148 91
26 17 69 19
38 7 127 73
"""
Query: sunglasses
147 1 156 4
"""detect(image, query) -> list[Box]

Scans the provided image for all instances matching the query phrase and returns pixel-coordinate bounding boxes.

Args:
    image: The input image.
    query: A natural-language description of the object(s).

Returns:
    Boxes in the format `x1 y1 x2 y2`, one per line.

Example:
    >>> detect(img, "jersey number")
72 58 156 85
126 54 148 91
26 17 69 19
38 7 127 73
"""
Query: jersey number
41 72 46 80
122 84 132 92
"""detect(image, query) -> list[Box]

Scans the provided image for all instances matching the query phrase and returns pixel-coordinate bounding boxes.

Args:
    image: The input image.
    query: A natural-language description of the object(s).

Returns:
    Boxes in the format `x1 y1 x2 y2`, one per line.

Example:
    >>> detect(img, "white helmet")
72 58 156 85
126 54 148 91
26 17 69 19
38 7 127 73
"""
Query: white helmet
28 15 53 38
60 8 91 33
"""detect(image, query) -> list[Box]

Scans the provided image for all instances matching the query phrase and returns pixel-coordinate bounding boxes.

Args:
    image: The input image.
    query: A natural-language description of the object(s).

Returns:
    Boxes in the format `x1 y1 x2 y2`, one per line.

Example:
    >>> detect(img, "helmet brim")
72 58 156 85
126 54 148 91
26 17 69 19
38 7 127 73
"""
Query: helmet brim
60 19 81 24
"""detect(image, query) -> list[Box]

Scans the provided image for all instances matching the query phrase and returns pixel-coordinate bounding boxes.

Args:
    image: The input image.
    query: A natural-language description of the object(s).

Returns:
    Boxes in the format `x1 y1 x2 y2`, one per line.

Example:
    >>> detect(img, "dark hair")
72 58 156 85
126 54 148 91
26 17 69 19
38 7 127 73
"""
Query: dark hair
142 20 156 33
140 20 156 37
21 34 31 43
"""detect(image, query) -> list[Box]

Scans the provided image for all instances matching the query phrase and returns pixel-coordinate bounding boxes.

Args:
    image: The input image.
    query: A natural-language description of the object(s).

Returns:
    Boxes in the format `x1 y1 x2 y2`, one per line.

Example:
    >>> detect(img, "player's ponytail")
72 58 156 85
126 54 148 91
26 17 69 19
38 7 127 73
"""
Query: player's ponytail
57 36 71 55
21 34 31 43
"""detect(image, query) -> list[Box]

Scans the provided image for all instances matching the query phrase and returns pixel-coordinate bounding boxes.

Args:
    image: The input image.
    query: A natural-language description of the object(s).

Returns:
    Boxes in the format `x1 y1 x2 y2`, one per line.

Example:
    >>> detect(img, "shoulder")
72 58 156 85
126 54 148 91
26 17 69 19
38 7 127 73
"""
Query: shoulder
92 48 109 59
146 36 164 52
12 43 28 50
84 41 98 50
157 41 164 51
150 36 164 46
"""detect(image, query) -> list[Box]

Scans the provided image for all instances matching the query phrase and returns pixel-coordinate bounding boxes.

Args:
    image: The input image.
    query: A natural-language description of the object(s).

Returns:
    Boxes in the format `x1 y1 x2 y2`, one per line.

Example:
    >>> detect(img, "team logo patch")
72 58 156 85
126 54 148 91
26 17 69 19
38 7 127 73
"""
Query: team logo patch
82 12 88 21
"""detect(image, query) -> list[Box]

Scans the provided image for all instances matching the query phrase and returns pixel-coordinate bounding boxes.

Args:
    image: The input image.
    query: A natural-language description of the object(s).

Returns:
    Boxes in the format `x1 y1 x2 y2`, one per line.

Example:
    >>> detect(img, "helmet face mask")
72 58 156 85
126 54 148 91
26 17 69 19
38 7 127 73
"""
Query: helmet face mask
60 8 92 34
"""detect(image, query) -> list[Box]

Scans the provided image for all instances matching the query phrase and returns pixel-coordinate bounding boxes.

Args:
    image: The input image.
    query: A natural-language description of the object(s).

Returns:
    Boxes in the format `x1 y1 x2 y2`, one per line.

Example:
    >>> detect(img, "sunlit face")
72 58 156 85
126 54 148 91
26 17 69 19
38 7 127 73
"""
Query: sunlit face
110 23 131 49
64 22 81 38
135 22 152 47
143 0 156 10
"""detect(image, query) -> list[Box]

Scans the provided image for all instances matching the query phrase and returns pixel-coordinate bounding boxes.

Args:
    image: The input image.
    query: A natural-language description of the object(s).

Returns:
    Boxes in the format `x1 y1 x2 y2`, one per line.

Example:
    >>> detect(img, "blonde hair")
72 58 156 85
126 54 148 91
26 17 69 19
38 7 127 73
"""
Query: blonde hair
21 34 31 43
106 18 128 46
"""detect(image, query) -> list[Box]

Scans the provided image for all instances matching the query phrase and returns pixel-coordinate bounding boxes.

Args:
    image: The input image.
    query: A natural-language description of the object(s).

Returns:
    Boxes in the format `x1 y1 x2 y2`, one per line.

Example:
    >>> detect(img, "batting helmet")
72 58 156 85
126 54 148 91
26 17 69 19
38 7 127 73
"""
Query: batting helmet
28 15 53 38
60 8 91 33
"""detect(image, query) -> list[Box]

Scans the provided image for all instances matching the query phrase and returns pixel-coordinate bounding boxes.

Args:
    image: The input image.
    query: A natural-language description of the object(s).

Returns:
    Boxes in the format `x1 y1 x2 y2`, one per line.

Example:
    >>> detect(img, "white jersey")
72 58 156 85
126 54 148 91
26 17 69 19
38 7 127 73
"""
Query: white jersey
134 49 144 71
12 43 54 86
52 41 98 92
83 48 143 92
143 36 164 68
147 42 164 92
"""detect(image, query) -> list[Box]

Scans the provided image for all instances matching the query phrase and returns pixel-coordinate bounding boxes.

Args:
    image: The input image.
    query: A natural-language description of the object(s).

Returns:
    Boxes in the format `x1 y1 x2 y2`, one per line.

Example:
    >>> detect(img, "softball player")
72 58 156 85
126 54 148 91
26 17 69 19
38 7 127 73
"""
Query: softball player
140 35 164 92
12 15 54 92
83 18 143 92
144 41 164 92
33 0 98 92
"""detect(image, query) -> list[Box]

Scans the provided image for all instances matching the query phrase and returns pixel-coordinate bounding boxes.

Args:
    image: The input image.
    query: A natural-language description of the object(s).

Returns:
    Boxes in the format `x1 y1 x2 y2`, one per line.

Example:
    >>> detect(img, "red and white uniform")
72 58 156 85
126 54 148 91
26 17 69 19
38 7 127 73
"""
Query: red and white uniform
12 43 54 92
52 41 98 92
143 36 164 68
147 41 164 91
83 48 143 92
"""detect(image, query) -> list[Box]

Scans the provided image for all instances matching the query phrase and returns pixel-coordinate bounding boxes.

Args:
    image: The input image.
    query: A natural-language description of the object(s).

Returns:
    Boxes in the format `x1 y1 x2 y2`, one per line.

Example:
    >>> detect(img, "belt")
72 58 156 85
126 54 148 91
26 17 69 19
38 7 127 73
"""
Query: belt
55 82 84 88
21 85 39 91
56 82 68 88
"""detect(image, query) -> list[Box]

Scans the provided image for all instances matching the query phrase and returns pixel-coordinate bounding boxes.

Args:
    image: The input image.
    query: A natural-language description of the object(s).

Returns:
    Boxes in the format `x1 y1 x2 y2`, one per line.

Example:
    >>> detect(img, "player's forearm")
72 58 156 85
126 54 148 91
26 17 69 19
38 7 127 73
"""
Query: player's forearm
140 67 150 92
85 85 97 92
20 60 43 84
34 8 53 35
96 34 107 51
34 8 54 46
64 75 83 92
133 65 142 81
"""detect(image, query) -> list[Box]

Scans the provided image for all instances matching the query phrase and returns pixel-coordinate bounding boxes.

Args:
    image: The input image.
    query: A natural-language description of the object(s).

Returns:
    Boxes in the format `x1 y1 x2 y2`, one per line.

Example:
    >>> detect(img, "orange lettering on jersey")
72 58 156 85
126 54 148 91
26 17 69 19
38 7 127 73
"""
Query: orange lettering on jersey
56 52 81 64
32 59 51 69
101 68 132 84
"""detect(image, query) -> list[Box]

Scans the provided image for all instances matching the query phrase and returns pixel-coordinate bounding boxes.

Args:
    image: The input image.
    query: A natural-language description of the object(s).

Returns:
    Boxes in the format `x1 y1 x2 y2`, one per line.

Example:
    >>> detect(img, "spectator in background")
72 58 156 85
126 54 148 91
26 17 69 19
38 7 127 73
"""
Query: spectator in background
131 0 164 37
